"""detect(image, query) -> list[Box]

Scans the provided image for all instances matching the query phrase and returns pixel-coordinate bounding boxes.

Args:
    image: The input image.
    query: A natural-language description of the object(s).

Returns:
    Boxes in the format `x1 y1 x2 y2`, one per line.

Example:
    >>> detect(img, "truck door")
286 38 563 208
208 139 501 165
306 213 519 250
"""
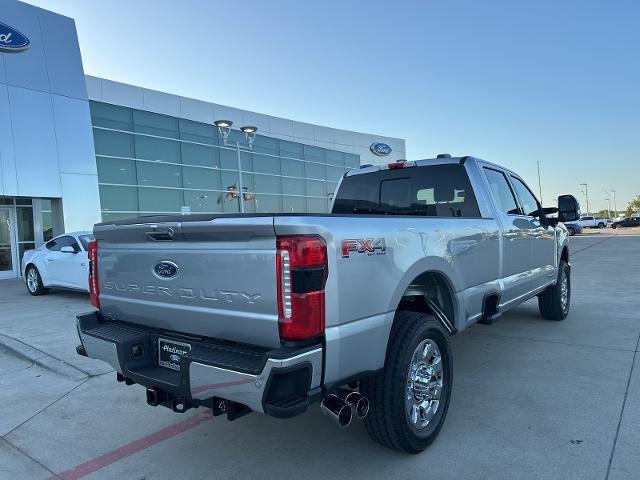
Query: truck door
509 175 556 289
482 167 532 304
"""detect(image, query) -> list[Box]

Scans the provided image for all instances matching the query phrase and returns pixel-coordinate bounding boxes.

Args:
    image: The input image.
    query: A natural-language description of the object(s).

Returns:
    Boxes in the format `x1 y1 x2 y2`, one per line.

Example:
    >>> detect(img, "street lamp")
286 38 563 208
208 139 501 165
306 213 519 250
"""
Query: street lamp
602 189 611 219
214 120 232 143
610 189 617 218
579 183 589 215
214 120 258 213
240 125 257 150
536 161 543 204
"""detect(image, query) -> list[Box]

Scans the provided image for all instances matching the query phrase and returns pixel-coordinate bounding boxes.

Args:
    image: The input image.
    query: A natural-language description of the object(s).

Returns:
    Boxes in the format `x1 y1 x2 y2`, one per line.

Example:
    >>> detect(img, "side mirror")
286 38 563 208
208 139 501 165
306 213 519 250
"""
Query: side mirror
60 246 77 254
558 195 580 222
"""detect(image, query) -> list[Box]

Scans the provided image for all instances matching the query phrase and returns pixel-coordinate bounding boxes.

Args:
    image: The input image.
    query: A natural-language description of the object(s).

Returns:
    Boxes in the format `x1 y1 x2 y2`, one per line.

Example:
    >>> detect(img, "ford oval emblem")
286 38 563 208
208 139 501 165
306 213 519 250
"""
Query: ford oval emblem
0 22 30 53
153 261 179 279
370 142 392 156
170 354 181 364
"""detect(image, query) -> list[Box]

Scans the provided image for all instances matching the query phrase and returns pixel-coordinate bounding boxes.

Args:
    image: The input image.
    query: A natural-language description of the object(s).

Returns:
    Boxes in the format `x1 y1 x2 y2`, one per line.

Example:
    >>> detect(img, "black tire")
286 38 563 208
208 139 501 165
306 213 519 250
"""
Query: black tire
361 311 453 453
612 224 617 229
538 260 570 320
25 265 49 296
567 227 575 236
598 222 605 229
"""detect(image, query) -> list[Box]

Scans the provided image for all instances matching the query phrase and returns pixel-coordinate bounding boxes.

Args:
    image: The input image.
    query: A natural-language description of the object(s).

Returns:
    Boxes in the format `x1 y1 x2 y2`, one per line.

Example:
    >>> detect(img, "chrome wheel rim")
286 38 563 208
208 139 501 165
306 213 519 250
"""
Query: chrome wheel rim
406 338 443 429
27 268 38 293
560 272 569 312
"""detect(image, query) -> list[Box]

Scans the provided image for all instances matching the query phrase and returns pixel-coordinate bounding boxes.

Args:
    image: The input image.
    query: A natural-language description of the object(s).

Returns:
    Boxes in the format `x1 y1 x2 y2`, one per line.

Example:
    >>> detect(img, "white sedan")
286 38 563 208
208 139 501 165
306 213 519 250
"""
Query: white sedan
22 231 94 295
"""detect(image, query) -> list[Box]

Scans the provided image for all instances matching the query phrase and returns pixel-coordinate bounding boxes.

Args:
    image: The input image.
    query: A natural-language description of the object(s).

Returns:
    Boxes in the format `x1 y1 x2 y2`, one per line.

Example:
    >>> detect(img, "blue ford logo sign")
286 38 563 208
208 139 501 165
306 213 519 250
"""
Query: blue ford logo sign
0 22 30 53
170 354 181 364
370 142 392 156
153 261 179 279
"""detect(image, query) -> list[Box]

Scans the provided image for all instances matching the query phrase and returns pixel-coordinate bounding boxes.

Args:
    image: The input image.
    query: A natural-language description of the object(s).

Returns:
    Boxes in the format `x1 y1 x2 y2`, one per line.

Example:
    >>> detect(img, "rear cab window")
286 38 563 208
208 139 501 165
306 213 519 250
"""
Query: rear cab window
332 164 481 217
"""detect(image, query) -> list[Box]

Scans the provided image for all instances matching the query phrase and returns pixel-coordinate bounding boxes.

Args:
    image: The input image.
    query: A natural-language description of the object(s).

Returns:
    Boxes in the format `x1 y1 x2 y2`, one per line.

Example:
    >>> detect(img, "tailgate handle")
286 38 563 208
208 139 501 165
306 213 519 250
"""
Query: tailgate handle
146 228 175 241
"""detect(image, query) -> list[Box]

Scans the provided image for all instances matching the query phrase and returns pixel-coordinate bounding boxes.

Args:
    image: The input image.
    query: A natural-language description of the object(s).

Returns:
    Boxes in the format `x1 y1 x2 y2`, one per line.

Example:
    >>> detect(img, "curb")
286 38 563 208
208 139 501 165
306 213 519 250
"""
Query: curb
0 333 89 382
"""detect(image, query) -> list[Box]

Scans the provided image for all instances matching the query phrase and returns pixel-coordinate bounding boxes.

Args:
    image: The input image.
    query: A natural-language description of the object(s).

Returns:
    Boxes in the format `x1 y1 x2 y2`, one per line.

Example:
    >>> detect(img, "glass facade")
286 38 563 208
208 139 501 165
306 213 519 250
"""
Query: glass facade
90 101 360 221
0 197 38 276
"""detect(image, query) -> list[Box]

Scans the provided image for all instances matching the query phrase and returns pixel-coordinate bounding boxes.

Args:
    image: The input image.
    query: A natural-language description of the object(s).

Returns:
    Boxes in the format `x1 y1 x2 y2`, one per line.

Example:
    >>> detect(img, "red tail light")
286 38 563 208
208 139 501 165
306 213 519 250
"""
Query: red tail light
88 239 100 308
276 235 327 341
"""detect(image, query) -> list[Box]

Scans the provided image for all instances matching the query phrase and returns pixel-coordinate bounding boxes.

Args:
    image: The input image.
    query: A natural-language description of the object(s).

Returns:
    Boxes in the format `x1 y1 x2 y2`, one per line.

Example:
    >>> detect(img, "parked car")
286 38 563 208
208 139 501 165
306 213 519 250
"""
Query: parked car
564 221 583 236
577 215 608 229
22 231 94 295
75 156 580 453
611 216 640 229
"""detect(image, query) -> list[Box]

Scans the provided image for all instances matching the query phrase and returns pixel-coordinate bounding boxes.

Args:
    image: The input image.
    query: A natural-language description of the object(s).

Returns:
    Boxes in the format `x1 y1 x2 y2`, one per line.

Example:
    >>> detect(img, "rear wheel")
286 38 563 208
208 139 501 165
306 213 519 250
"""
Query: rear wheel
538 260 570 320
25 265 48 296
361 311 452 453
567 226 575 236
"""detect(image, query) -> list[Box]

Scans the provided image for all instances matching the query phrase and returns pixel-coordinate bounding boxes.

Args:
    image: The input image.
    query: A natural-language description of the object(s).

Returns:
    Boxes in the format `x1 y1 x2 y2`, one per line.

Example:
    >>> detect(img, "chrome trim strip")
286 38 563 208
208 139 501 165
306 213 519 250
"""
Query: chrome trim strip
79 330 122 374
189 347 323 413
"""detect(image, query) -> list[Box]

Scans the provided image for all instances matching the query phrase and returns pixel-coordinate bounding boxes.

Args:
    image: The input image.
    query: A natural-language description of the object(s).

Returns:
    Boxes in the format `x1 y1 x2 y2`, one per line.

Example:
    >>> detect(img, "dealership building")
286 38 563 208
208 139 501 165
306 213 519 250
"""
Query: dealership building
0 0 406 279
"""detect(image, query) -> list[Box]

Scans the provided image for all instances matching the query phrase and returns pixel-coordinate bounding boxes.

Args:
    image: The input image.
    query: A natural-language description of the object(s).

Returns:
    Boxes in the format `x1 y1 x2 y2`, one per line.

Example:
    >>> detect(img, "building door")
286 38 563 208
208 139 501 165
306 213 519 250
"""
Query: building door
0 208 17 280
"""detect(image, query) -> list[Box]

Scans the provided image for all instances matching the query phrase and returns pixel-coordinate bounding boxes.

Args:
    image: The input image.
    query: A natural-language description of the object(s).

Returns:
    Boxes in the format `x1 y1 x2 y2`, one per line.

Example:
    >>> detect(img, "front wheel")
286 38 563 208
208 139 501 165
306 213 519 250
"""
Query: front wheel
538 260 570 320
567 227 575 236
361 311 453 453
25 265 49 296
598 222 605 229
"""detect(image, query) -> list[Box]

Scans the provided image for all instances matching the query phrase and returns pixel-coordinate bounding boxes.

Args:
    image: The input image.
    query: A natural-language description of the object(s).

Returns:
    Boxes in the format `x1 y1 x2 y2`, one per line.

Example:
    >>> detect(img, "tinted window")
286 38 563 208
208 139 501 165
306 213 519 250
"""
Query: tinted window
332 164 481 217
483 168 519 215
510 176 540 216
380 178 412 211
46 235 80 252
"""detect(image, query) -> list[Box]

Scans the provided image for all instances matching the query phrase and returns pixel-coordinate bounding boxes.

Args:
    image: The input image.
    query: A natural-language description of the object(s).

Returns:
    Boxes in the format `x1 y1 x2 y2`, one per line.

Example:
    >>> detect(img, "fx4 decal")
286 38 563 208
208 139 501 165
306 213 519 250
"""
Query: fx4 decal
342 238 386 257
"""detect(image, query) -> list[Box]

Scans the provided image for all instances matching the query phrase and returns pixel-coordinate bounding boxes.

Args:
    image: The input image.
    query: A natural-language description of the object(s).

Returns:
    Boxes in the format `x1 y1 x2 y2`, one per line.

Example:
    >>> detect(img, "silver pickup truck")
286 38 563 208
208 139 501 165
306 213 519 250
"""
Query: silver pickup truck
75 155 580 453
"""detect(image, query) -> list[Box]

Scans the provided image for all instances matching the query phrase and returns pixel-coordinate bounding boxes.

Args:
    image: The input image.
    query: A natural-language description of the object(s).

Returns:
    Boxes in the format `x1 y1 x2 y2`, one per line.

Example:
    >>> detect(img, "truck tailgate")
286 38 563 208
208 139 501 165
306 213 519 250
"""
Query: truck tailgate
94 217 280 348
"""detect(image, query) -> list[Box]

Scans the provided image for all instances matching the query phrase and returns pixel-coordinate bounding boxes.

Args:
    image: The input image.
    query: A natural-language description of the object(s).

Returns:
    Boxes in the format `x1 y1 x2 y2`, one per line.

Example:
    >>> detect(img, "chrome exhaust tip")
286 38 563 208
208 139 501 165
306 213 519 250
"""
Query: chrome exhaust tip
320 394 352 428
344 391 369 419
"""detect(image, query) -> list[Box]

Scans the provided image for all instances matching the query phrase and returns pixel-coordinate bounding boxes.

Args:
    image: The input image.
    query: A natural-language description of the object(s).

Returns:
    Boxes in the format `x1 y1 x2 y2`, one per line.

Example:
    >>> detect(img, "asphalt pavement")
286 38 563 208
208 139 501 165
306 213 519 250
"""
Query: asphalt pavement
0 233 638 480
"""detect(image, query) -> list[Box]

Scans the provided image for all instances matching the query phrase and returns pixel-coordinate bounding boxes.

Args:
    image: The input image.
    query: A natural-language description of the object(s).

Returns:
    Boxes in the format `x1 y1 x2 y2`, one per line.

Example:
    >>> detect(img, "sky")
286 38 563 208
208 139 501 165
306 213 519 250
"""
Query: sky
23 0 640 213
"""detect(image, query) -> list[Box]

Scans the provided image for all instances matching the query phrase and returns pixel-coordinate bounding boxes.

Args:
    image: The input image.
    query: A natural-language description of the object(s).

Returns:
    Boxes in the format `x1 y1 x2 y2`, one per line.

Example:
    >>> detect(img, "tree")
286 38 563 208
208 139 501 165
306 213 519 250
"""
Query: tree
626 194 640 217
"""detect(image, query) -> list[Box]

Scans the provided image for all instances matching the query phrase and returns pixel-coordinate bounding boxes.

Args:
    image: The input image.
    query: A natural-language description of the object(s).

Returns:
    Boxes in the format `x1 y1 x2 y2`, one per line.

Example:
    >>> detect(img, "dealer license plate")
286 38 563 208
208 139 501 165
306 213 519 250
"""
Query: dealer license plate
158 338 192 371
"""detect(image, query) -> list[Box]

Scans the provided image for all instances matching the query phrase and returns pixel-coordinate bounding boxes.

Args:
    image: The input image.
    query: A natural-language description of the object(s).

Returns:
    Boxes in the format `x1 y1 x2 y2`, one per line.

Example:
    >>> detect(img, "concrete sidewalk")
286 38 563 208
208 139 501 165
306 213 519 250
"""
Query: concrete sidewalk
0 234 638 479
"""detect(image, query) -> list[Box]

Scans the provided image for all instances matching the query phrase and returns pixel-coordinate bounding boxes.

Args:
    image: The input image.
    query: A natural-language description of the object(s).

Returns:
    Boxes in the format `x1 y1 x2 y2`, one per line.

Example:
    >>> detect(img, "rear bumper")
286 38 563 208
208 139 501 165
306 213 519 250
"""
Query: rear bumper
76 311 322 417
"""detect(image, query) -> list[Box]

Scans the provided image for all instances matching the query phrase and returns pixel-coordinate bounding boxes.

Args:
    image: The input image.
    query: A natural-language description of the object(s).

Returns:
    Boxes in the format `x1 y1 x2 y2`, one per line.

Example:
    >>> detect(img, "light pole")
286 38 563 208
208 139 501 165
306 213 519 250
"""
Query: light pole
602 189 611 219
536 161 543 204
214 120 257 214
580 183 589 215
610 189 617 218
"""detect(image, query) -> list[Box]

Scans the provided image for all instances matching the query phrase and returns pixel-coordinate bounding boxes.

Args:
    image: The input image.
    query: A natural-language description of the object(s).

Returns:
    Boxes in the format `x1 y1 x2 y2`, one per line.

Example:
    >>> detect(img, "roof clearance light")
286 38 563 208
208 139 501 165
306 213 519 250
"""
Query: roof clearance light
387 162 406 170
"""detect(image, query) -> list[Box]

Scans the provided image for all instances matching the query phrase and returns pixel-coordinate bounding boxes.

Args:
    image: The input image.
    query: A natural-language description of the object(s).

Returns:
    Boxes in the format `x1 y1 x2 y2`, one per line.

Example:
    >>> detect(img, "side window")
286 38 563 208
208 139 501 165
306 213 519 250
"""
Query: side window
510 176 540 217
45 239 59 251
46 235 80 252
483 168 520 215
